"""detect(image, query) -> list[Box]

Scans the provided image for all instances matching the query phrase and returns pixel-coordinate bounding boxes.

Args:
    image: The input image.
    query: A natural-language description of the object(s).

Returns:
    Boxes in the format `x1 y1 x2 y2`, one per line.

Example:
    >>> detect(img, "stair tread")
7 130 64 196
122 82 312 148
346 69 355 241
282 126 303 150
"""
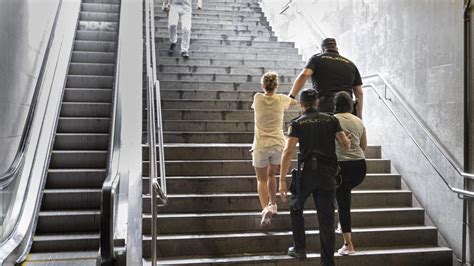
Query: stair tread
51 150 108 153
144 225 437 240
26 251 98 261
144 190 411 198
143 173 398 179
43 188 102 193
80 11 119 15
34 233 99 240
149 246 452 264
146 207 424 218
39 210 100 216
144 158 389 162
48 169 106 172
55 133 109 136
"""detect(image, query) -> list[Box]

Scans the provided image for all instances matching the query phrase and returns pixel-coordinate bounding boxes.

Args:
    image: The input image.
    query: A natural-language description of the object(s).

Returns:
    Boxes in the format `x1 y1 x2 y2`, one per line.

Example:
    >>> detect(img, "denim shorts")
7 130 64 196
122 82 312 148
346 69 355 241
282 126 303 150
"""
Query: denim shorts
251 145 283 168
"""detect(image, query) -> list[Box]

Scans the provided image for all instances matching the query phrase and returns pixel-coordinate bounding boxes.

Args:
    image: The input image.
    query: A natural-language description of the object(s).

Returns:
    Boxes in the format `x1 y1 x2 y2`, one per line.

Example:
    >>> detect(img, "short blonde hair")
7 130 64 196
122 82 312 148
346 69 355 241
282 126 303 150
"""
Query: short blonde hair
261 71 279 92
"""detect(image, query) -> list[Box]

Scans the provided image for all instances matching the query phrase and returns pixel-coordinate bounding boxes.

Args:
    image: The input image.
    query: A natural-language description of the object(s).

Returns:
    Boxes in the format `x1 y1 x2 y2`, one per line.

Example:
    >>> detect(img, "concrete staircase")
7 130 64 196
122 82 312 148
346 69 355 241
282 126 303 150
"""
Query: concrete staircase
23 0 120 264
142 0 454 265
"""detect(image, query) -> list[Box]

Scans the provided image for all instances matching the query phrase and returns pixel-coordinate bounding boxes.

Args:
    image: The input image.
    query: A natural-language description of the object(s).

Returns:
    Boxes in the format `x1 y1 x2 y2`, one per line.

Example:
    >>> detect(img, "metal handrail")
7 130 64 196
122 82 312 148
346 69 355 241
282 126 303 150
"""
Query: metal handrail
363 74 474 198
0 0 64 189
100 2 123 264
145 0 168 265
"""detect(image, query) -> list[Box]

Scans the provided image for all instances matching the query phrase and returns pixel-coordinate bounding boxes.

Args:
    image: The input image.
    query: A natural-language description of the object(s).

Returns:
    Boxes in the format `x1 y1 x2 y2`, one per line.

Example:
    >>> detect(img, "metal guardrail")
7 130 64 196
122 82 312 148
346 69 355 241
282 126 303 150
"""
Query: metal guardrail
144 0 168 265
100 2 123 265
364 73 474 198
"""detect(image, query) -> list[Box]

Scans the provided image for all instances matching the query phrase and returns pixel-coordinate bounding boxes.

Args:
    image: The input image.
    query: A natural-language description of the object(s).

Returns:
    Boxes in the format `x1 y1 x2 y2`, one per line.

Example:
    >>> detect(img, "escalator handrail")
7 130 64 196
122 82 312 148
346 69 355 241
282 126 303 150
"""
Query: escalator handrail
0 0 63 189
100 2 123 264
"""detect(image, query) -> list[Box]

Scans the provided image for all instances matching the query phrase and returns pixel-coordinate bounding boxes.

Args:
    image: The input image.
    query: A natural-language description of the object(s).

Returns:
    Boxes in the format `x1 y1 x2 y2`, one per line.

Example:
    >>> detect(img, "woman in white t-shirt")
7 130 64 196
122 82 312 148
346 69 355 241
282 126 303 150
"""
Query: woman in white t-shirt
334 91 367 255
251 71 296 228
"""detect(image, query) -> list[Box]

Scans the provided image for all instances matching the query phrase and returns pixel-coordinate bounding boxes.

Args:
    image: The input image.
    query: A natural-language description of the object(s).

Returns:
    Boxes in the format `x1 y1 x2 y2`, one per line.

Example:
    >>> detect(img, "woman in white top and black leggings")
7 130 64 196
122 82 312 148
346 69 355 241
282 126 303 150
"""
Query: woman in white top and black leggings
334 91 367 255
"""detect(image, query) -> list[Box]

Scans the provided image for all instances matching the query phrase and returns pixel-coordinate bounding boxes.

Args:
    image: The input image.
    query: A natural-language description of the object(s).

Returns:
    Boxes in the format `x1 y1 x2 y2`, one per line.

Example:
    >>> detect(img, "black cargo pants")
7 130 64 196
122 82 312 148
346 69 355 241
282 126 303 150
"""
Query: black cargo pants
289 169 336 266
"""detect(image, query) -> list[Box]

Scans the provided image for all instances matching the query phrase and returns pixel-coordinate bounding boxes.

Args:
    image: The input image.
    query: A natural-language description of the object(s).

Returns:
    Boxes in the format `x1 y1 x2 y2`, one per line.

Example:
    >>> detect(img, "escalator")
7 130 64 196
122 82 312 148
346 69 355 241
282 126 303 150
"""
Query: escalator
22 0 121 264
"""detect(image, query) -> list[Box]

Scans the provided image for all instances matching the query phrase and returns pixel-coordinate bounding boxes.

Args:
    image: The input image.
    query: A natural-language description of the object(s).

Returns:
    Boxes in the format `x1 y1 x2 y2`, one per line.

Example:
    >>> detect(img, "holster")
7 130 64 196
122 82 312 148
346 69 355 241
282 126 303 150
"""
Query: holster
289 151 341 209
288 153 305 210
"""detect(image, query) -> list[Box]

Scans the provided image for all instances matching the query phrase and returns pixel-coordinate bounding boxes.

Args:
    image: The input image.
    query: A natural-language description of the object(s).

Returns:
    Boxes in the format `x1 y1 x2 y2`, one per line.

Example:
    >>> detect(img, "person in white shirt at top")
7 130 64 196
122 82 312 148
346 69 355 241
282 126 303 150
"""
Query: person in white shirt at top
162 0 203 58
251 71 297 228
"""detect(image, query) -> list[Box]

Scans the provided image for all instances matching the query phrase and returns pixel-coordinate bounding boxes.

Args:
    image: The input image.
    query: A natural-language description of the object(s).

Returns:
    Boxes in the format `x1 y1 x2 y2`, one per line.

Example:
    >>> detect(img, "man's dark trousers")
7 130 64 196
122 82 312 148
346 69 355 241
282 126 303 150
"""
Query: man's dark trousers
289 176 336 266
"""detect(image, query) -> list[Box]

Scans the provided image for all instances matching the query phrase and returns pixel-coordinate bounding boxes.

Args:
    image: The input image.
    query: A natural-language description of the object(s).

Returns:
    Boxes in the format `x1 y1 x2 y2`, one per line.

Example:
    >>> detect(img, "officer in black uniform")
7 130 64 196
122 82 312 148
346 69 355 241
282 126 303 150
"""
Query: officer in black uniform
279 89 351 266
288 38 364 119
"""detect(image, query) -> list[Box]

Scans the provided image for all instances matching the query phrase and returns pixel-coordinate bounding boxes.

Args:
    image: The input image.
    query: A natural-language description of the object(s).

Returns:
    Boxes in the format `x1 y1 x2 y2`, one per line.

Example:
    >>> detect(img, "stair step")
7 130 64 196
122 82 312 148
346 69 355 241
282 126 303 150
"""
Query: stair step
23 251 98 266
156 33 276 42
161 131 255 143
192 0 259 3
82 0 120 4
155 57 304 68
143 226 437 257
156 10 264 19
160 50 300 61
79 11 119 22
147 247 452 265
157 81 298 91
72 51 116 64
144 191 411 213
156 64 300 76
155 5 261 13
142 144 382 160
63 88 113 102
161 109 298 121
154 27 274 37
154 22 267 31
81 3 120 13
31 233 99 253
143 208 424 234
41 189 101 211
66 74 114 88
74 40 117 53
57 117 110 133
161 99 254 110
155 37 296 48
69 63 115 76
160 119 256 132
50 150 108 168
46 169 106 189
53 133 109 150
36 210 100 234
143 159 390 176
157 72 297 83
154 16 267 26
142 173 399 194
60 102 111 117
76 30 117 41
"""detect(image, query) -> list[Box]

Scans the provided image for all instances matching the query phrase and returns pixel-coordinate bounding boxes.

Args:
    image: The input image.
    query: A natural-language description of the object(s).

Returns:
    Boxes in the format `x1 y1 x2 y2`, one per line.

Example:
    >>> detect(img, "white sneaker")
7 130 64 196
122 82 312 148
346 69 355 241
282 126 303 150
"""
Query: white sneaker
338 244 355 255
268 204 278 215
260 207 272 228
335 223 342 234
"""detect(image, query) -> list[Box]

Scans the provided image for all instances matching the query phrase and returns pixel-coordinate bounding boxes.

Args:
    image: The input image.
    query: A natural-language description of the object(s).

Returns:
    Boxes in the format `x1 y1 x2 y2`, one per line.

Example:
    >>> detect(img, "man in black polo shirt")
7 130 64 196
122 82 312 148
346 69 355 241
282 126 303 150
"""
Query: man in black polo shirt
288 38 364 119
279 89 351 265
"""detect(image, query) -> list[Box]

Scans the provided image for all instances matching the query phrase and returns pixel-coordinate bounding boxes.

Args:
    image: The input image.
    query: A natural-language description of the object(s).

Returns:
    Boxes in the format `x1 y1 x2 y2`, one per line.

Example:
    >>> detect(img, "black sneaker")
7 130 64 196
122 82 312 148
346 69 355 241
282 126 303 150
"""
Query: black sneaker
181 51 190 59
168 43 176 55
288 246 307 260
